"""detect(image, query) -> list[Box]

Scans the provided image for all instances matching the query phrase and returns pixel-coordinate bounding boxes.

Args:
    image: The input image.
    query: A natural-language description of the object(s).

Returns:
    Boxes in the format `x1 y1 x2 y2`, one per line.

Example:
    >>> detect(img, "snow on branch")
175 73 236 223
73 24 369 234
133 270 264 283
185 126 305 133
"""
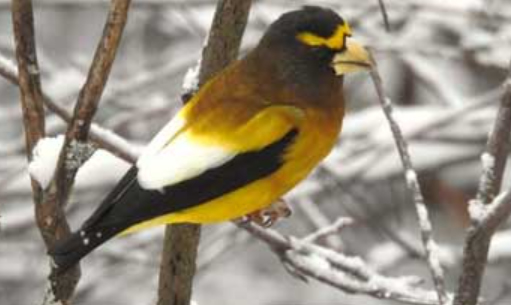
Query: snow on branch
53 0 132 204
0 52 18 84
454 60 511 305
238 222 443 305
0 51 139 163
11 1 81 304
369 54 449 305
12 0 133 304
28 135 64 189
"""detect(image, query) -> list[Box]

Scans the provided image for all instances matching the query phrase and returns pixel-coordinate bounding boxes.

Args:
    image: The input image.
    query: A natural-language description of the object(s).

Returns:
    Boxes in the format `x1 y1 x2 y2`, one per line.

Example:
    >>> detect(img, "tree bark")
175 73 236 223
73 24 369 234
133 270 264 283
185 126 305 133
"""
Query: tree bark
156 1 252 305
454 61 511 305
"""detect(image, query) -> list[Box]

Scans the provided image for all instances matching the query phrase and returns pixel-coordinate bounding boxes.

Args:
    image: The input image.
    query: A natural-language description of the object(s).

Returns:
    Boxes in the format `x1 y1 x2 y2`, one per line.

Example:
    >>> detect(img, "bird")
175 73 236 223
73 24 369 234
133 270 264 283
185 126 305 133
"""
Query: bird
50 5 372 272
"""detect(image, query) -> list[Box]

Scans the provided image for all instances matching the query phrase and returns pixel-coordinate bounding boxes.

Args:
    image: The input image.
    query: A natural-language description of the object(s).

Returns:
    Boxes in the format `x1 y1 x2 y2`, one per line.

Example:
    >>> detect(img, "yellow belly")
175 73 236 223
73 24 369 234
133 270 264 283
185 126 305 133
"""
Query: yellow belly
122 109 342 234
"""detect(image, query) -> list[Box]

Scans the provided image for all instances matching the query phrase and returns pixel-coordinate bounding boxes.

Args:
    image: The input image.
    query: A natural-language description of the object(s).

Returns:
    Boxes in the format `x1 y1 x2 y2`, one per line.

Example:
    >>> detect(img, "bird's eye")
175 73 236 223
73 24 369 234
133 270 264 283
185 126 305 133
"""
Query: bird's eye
311 46 335 60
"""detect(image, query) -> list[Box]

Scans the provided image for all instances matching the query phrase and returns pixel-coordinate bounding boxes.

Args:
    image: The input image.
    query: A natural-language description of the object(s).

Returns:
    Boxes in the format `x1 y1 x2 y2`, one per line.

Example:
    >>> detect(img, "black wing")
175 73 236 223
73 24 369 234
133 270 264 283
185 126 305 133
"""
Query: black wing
50 129 298 272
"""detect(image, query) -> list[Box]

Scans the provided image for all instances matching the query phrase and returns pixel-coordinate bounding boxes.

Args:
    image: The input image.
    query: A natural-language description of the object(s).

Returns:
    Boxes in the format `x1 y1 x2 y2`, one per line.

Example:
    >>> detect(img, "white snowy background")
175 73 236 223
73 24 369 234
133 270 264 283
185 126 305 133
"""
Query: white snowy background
1 0 511 304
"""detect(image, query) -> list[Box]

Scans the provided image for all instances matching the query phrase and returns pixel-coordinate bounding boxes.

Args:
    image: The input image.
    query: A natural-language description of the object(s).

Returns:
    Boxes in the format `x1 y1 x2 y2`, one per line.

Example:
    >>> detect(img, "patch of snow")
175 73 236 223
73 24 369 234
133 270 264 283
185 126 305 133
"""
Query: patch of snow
75 149 130 189
366 242 407 270
416 203 432 232
28 135 64 188
90 123 142 159
405 169 418 186
481 152 495 171
42 281 64 305
0 53 17 75
468 199 487 222
182 59 201 94
27 64 39 75
425 239 445 279
489 230 511 262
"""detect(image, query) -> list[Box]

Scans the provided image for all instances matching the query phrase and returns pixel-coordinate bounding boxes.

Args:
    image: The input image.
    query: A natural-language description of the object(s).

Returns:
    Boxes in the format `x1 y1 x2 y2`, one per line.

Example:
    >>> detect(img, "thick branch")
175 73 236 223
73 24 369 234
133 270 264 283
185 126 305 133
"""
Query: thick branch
24 1 131 304
12 0 45 163
454 61 511 305
157 1 252 305
11 1 80 304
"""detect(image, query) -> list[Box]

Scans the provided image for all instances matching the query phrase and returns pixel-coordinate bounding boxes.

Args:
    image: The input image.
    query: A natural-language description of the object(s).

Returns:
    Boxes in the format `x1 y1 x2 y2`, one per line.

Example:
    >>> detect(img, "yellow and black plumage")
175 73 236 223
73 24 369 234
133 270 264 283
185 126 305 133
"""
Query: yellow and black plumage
51 6 371 272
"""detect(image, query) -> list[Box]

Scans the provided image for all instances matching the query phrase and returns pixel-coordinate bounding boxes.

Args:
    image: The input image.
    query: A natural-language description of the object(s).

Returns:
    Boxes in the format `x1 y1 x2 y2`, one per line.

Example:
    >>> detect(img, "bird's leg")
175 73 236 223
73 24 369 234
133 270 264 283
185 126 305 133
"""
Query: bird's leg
243 198 292 227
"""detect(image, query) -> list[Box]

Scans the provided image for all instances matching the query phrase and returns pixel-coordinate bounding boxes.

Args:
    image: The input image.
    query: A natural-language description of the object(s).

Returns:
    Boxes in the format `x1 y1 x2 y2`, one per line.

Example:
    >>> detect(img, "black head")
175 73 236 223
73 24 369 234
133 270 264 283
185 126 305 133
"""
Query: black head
250 7 365 93
246 6 371 102
256 6 351 63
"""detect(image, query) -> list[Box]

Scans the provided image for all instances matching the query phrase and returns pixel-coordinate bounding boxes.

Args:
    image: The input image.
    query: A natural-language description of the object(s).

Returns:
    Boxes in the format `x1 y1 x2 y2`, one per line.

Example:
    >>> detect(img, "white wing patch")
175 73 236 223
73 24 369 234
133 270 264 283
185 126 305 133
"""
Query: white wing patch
136 114 235 190
138 113 187 162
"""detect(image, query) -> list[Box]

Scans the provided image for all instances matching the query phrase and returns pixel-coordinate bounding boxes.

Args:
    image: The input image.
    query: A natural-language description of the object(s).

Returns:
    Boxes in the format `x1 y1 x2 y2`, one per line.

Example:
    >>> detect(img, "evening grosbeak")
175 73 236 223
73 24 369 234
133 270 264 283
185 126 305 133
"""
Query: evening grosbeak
51 6 372 272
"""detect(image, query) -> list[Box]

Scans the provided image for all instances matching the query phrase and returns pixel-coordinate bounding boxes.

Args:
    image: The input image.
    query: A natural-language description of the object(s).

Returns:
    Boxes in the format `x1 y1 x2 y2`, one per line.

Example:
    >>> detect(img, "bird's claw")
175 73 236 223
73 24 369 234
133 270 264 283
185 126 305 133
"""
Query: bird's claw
244 199 292 227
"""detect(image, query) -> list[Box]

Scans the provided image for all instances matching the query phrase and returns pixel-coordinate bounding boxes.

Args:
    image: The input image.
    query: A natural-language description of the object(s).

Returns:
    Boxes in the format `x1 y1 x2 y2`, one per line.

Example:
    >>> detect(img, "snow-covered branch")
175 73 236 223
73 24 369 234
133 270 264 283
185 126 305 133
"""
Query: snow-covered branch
11 1 80 304
369 55 449 305
0 52 18 85
52 0 131 204
454 60 511 305
238 222 443 305
11 0 132 304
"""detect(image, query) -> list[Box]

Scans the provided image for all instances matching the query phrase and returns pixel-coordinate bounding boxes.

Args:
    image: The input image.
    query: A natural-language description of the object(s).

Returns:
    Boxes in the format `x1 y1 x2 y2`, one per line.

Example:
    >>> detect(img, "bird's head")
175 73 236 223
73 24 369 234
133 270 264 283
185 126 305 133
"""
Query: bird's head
255 6 371 81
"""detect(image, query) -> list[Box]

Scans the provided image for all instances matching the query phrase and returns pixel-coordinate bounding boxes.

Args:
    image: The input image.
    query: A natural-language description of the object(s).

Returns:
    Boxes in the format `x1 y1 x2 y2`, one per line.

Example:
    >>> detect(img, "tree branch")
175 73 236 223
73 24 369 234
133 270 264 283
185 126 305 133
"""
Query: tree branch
13 1 132 304
238 221 442 305
156 1 252 305
11 2 80 305
53 0 131 205
454 60 511 305
0 52 138 163
12 0 45 164
369 54 449 305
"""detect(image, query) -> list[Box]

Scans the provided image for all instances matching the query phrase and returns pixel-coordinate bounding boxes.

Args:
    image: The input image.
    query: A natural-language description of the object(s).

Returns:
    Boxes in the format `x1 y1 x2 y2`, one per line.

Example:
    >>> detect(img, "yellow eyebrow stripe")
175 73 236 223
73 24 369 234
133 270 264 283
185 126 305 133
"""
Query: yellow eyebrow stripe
297 23 352 50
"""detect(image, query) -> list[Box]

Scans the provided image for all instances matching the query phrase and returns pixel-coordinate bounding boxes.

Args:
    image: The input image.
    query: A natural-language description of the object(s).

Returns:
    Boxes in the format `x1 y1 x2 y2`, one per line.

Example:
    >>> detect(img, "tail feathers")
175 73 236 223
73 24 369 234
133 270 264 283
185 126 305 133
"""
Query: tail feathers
49 225 120 273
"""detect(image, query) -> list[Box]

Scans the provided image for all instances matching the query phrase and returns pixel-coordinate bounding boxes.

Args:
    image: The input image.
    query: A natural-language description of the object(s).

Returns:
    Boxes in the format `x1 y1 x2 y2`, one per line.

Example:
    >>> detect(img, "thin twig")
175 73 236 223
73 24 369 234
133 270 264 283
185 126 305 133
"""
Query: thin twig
376 0 391 32
0 53 137 163
454 60 511 305
0 52 18 84
53 0 132 204
302 217 354 244
369 53 449 305
238 221 441 305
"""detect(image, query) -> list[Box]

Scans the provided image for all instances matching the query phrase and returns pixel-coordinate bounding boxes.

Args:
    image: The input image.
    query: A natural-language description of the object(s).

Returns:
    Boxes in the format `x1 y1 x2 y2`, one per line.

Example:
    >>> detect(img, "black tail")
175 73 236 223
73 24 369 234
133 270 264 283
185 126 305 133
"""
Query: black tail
49 167 139 273
49 128 299 272
50 225 121 273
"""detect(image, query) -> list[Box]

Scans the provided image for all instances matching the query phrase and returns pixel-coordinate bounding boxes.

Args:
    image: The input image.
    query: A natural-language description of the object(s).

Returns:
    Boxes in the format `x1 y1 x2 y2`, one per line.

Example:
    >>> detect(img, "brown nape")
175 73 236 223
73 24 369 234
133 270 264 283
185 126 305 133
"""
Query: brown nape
241 44 344 110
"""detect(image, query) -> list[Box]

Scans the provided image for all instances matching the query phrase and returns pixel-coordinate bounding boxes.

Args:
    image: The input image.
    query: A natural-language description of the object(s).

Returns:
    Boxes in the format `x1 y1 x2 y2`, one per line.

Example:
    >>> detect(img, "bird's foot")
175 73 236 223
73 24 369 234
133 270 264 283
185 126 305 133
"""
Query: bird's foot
243 199 292 227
